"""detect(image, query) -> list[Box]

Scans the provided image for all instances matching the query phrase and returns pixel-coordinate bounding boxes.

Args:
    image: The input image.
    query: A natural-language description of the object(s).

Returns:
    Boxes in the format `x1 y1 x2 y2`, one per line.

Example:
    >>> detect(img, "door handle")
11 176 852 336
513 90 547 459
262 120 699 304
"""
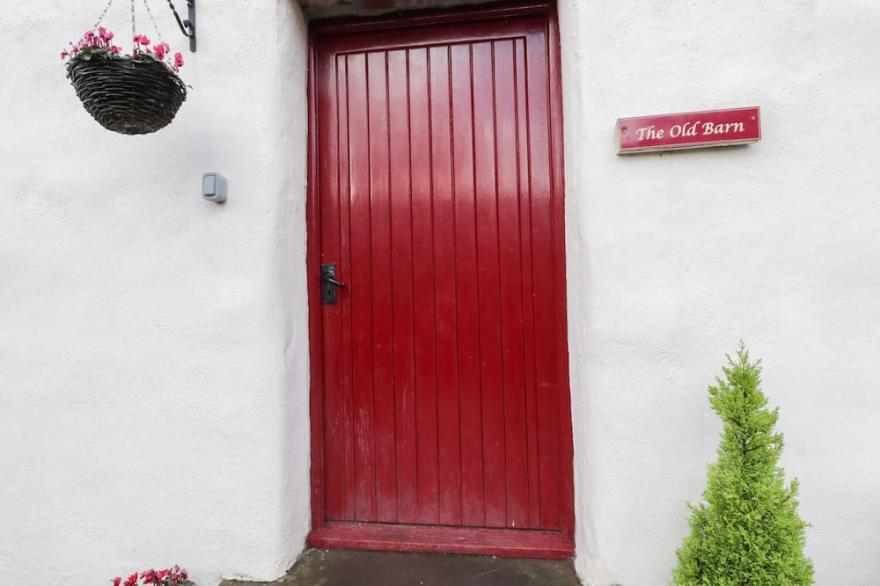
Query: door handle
321 263 346 304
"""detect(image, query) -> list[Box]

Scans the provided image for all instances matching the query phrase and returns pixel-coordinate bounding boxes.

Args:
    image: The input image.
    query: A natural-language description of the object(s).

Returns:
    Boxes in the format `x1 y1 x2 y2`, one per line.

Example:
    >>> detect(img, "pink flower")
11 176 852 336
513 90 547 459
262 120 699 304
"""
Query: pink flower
173 52 184 68
84 30 95 42
112 578 121 586
123 573 139 586
153 45 165 60
96 26 113 43
60 50 69 60
111 45 121 53
139 35 150 46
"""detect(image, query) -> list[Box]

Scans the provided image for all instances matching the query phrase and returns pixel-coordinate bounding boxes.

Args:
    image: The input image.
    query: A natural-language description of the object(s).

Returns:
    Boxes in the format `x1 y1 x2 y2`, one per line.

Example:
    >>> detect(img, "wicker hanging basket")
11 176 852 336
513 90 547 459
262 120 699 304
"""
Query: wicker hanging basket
67 55 187 135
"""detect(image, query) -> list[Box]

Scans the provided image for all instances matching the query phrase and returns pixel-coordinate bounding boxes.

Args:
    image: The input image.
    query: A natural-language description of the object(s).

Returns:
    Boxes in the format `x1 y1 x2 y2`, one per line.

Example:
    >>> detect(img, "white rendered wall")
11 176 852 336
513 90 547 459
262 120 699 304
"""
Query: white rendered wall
3 1 880 585
0 1 310 584
557 1 880 584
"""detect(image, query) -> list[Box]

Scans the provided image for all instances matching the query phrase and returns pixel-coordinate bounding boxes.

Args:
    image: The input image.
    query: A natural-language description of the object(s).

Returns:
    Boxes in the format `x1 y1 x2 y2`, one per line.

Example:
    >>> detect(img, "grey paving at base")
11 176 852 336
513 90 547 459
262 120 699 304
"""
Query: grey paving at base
220 549 582 586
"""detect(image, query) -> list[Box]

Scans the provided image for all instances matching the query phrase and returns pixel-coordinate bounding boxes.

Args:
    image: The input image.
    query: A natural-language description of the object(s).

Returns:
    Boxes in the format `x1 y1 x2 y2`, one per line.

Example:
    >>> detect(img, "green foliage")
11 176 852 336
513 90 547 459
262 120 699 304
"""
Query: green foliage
672 344 814 586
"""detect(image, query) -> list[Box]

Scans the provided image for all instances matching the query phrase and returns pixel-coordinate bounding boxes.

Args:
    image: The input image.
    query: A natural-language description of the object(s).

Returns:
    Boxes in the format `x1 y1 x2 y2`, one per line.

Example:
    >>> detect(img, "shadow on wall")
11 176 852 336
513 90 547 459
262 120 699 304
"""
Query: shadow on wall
298 0 499 19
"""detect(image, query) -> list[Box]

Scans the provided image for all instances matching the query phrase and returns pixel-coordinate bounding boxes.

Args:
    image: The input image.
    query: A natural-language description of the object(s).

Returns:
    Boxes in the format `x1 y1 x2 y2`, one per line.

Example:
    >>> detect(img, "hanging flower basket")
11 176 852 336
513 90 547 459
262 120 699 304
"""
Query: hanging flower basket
63 29 187 135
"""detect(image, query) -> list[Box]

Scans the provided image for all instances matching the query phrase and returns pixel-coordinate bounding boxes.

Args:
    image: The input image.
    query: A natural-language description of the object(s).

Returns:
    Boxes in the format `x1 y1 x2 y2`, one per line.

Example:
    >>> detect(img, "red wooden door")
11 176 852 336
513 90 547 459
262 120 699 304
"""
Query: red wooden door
307 2 573 559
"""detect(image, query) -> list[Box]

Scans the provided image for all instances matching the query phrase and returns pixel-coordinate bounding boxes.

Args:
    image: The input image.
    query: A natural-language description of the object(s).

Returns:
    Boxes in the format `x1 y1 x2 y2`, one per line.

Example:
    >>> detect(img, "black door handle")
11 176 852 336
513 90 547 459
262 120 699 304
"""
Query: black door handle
321 263 346 304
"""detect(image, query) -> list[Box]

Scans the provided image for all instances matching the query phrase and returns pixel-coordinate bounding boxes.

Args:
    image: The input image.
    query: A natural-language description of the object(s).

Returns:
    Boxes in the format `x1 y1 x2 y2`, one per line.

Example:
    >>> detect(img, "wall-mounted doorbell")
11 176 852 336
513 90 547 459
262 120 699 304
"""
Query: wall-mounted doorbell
202 172 227 203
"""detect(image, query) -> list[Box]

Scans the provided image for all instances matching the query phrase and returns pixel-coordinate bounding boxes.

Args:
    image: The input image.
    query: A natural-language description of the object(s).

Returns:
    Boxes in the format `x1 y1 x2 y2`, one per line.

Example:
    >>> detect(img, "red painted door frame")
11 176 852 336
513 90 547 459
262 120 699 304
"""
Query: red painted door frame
305 0 573 559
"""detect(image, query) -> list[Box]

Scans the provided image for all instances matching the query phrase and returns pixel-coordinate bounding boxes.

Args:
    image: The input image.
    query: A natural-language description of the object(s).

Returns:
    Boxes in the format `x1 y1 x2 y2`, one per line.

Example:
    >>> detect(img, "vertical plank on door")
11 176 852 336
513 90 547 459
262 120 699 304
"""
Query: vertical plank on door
320 52 345 521
450 42 484 528
471 41 506 528
387 48 419 525
367 50 398 523
513 37 541 529
408 47 440 525
493 39 529 529
430 45 463 527
525 32 560 531
347 52 378 522
337 56 357 521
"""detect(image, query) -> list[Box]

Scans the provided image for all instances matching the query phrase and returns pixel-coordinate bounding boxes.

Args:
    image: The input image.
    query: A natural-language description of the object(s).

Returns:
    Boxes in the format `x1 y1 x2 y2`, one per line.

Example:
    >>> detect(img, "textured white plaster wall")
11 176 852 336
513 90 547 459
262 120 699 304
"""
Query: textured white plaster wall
557 1 880 584
4 0 880 584
0 1 310 584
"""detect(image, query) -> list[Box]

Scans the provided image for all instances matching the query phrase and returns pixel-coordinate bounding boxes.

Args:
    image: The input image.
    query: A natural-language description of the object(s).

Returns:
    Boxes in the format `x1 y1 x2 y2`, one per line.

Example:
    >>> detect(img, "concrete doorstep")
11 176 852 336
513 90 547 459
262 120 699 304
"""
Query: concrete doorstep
220 549 582 586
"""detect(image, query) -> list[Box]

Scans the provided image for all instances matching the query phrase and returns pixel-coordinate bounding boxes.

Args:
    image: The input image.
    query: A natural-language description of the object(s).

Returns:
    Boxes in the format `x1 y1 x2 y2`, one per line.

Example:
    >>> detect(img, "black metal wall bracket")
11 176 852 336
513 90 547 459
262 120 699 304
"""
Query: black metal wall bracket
169 0 196 52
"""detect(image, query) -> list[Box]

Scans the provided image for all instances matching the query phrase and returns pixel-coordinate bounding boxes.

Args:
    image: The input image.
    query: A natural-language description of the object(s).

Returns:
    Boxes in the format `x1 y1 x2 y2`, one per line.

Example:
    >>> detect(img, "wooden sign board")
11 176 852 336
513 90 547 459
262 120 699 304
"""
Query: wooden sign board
618 107 761 154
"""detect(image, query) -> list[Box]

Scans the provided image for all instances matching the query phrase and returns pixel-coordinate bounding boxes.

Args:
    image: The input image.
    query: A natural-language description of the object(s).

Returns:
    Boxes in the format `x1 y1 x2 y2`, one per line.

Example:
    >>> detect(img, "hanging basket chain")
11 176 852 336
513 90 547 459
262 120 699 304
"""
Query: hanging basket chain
88 0 189 50
89 0 169 48
91 0 116 31
130 0 137 52
141 0 165 44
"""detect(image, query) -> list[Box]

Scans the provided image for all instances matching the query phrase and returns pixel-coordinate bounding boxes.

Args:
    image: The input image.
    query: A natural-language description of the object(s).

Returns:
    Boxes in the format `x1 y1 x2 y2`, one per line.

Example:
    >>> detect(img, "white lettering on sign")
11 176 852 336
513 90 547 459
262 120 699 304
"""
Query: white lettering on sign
702 121 745 135
669 121 700 138
635 125 664 140
632 120 747 142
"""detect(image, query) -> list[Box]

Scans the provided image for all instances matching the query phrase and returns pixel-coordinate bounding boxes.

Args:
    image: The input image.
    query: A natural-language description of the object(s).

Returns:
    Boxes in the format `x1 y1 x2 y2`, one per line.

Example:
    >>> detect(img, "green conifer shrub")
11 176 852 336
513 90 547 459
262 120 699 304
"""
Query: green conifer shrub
672 344 814 586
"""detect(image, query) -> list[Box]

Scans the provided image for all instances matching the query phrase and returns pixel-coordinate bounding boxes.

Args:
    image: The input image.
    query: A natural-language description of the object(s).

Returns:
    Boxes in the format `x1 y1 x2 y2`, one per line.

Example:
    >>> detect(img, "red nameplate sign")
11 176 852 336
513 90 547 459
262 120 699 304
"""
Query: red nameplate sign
617 107 761 154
